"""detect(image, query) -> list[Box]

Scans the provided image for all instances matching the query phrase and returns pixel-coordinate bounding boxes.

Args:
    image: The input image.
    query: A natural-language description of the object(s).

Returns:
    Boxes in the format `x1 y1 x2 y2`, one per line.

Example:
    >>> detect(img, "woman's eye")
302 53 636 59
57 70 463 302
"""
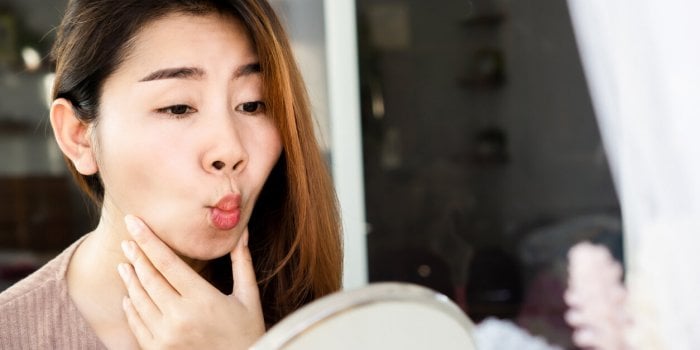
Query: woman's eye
157 104 196 117
236 101 266 115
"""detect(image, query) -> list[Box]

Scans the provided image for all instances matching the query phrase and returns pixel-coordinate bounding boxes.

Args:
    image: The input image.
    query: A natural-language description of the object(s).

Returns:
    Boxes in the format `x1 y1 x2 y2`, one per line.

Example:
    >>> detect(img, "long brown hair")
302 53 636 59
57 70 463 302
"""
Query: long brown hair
51 0 342 325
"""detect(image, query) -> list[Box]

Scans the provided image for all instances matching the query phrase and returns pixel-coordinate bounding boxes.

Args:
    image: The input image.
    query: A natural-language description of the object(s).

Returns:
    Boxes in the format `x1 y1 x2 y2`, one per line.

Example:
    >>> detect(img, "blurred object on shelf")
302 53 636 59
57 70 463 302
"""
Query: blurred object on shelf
0 8 19 67
564 242 631 350
473 127 509 164
516 214 623 348
460 48 506 89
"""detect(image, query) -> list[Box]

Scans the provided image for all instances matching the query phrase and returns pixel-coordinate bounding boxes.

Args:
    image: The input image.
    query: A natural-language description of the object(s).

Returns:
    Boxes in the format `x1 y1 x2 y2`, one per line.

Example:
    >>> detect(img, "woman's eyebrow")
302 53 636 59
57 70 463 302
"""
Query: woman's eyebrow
234 62 261 78
138 67 205 82
138 63 259 82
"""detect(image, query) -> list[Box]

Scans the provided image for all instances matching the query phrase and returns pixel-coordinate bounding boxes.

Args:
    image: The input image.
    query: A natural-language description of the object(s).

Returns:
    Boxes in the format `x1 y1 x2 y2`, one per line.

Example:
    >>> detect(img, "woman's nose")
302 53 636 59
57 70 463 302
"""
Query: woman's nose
203 119 248 174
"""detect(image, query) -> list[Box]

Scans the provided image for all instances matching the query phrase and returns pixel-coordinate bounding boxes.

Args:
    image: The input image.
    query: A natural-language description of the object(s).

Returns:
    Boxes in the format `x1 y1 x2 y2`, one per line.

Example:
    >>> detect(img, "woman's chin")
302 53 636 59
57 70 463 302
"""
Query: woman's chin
176 240 236 263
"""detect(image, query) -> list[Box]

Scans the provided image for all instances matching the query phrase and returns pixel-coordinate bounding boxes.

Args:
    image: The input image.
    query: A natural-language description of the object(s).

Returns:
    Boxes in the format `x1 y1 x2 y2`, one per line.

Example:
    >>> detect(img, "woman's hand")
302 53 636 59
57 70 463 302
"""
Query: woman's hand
117 215 265 350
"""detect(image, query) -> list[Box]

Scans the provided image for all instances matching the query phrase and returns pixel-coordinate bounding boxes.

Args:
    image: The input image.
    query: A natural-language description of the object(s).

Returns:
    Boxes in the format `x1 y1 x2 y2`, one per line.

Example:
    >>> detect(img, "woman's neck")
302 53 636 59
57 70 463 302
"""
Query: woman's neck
65 206 217 348
66 210 139 349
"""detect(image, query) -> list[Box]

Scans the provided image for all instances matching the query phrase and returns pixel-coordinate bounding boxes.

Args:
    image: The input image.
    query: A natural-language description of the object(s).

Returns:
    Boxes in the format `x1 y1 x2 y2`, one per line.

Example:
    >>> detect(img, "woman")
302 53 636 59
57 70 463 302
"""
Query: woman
0 0 342 348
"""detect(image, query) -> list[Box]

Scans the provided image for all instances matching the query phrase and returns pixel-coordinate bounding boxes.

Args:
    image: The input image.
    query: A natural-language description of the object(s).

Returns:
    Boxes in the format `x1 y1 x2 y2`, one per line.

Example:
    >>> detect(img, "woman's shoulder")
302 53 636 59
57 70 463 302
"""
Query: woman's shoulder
0 236 100 348
0 237 85 307
1 241 77 307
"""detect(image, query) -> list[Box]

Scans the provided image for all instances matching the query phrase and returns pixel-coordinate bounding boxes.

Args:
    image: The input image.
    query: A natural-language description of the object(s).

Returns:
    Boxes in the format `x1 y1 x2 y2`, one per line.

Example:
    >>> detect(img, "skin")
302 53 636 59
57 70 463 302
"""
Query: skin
51 13 280 349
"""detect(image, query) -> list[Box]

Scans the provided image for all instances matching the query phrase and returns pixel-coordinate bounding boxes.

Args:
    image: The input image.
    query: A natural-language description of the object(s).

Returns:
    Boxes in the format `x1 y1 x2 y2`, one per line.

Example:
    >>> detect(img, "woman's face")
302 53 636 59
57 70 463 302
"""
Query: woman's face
94 13 282 260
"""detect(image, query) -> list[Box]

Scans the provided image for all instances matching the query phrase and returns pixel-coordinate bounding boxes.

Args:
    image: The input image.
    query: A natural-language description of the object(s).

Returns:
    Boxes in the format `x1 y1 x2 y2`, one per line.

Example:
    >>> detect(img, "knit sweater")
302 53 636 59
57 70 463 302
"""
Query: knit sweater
0 236 107 349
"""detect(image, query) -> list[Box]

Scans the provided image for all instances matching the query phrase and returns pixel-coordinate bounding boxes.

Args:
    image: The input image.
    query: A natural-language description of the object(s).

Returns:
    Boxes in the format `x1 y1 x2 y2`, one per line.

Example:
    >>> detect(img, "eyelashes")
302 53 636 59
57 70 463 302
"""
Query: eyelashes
156 101 267 119
157 104 196 118
236 101 266 114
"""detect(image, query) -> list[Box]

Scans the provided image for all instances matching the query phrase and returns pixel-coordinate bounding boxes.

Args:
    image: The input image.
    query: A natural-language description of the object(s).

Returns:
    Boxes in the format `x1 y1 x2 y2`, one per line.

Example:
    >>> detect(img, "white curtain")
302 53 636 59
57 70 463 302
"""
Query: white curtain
567 1 700 348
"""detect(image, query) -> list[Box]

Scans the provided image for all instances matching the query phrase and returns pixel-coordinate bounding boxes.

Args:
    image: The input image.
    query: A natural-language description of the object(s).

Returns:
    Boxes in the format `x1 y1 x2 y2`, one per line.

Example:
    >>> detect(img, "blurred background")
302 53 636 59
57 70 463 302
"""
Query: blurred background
0 0 622 348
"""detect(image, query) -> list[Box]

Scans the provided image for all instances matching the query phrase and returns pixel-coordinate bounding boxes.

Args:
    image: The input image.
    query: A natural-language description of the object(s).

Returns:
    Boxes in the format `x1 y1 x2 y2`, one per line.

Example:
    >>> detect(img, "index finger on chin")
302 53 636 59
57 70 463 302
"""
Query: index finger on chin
230 228 262 309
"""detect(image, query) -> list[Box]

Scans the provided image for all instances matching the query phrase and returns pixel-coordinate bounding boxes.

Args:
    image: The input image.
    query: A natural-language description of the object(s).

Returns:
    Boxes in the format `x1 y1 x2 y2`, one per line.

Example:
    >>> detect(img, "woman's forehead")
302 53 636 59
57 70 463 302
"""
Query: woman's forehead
115 12 257 80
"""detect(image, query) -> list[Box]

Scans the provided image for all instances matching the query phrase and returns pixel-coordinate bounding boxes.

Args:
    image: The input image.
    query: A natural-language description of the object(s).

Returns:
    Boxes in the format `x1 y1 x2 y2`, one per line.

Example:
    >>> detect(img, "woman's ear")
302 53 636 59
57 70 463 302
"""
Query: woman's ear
50 98 98 175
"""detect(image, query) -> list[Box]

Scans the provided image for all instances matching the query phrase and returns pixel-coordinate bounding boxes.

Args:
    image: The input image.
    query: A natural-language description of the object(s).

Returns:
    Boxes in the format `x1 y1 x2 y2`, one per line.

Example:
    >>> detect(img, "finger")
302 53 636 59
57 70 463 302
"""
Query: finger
122 239 179 311
122 296 155 348
230 228 261 309
124 215 210 295
118 262 163 322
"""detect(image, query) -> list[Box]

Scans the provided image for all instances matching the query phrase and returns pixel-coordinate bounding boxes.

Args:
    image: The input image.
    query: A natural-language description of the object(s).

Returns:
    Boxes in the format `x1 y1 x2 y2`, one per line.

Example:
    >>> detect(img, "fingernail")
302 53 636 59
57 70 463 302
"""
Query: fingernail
117 263 129 282
124 215 141 235
121 240 135 261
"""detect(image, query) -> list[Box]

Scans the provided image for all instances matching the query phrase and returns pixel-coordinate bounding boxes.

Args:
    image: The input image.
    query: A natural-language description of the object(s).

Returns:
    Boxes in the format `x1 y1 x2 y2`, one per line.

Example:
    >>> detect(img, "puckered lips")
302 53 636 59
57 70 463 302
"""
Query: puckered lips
210 194 241 230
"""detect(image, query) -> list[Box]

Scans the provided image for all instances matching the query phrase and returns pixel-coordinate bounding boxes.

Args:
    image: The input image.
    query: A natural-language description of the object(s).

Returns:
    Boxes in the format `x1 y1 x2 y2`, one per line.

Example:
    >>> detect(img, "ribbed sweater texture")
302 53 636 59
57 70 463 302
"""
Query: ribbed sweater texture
0 237 106 349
